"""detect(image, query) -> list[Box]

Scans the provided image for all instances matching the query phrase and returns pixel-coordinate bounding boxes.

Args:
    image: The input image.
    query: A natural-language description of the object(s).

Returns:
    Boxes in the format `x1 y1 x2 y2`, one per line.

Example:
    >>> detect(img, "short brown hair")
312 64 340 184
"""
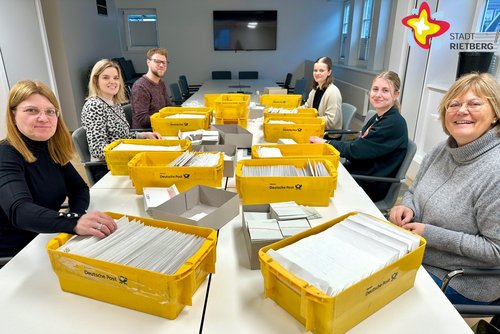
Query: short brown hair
438 72 500 135
147 47 168 59
6 80 75 164
87 59 127 104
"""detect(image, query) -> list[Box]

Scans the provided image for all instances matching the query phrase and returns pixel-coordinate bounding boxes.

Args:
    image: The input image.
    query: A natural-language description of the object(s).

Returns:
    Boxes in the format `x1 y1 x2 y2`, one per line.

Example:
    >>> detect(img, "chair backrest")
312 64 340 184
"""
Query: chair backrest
123 104 133 127
284 73 292 88
238 71 258 79
375 138 417 212
178 76 190 99
293 78 307 102
212 71 232 80
169 82 184 104
363 110 377 127
340 103 357 140
72 127 98 184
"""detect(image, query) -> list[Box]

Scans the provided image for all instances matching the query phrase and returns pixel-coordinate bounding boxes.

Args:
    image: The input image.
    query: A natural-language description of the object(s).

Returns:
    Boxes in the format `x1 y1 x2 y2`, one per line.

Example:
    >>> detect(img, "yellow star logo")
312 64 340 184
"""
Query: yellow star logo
402 2 450 49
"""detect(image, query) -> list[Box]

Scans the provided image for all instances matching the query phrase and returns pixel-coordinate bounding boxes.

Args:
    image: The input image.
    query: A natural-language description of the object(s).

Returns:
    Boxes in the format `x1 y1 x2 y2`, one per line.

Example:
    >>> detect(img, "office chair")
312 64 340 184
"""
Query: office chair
72 127 108 186
212 71 232 80
349 138 417 215
290 78 307 103
324 103 358 141
238 71 258 79
276 73 293 92
178 77 192 100
169 82 185 105
441 268 500 329
179 75 200 93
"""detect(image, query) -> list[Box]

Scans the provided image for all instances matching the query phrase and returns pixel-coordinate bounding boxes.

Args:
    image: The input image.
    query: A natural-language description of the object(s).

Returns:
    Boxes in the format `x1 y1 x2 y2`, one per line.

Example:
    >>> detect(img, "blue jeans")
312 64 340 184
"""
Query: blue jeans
428 271 490 305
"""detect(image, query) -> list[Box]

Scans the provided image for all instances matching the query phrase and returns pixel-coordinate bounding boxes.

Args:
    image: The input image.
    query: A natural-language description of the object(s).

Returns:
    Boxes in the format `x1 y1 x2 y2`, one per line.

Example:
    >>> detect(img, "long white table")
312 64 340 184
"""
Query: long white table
183 79 278 106
0 79 472 333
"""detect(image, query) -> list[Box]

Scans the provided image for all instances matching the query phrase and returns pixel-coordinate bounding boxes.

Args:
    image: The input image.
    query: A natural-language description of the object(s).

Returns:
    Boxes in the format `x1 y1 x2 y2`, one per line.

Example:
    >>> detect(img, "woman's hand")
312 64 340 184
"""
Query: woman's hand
309 136 326 144
142 131 162 139
402 222 425 236
73 211 117 238
389 205 414 226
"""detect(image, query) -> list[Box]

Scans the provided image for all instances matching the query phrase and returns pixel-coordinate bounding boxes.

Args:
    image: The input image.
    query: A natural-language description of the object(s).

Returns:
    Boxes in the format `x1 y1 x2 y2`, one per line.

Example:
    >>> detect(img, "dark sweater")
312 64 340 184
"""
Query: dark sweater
131 75 173 129
329 106 408 201
0 138 89 256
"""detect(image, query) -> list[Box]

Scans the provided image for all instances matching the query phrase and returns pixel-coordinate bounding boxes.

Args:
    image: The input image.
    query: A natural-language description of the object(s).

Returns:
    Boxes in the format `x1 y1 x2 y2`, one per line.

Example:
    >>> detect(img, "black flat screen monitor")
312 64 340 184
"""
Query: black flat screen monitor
456 52 494 79
213 10 277 51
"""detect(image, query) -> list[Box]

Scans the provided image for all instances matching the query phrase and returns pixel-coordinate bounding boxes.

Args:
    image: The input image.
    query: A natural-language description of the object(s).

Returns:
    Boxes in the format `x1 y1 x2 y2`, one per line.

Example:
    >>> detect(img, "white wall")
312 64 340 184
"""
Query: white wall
115 0 343 88
0 0 56 137
42 0 122 130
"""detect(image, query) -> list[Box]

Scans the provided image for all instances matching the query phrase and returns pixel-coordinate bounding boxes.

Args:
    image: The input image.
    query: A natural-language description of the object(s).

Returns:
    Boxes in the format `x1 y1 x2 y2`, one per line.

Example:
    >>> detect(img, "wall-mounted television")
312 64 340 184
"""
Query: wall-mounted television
213 10 277 51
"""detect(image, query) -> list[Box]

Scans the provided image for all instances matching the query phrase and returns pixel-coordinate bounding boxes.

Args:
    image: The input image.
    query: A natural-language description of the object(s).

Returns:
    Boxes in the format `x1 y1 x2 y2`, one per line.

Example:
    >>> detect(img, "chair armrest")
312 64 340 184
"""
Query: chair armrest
324 129 360 135
351 174 404 184
83 161 107 167
441 268 500 291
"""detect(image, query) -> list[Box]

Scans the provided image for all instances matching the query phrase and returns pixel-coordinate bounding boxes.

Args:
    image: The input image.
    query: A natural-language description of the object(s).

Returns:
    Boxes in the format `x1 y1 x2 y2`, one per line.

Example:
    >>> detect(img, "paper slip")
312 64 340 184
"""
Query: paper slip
164 113 206 118
249 228 283 240
257 147 282 158
278 219 310 228
112 143 182 151
280 227 310 237
189 212 209 221
247 219 279 229
244 211 270 221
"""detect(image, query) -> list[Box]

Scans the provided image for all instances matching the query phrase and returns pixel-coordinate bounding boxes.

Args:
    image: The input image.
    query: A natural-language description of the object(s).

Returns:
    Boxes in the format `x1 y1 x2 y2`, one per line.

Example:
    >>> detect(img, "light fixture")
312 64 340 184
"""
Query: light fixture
247 22 258 29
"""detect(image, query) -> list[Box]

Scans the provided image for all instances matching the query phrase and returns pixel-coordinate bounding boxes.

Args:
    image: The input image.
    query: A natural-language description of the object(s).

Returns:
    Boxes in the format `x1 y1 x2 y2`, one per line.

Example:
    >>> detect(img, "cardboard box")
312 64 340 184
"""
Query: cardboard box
150 185 239 230
242 204 311 270
263 87 288 95
192 144 237 177
211 124 253 148
143 186 180 212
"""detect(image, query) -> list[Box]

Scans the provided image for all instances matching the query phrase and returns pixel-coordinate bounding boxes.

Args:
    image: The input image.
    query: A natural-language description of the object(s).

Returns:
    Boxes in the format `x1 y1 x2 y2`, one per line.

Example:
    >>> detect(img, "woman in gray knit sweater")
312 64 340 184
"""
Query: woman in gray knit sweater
389 73 500 304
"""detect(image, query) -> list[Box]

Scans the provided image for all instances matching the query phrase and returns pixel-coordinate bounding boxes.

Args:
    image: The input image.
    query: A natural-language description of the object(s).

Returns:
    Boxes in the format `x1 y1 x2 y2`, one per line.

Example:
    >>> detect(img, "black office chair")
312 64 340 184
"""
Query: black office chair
179 75 200 93
350 138 417 215
441 268 500 329
238 71 259 79
212 71 232 80
169 82 185 105
0 256 12 269
324 103 358 141
178 77 192 100
72 127 108 186
290 78 307 103
277 73 293 92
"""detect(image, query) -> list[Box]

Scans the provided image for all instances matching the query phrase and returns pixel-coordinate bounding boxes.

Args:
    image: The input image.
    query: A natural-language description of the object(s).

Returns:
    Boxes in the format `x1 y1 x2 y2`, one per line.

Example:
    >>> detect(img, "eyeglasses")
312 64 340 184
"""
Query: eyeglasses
17 107 59 118
446 99 485 113
149 58 169 66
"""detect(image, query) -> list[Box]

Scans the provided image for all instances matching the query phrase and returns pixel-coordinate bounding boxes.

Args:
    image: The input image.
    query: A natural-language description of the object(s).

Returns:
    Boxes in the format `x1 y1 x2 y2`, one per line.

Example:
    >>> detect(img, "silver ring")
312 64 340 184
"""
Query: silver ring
97 223 103 231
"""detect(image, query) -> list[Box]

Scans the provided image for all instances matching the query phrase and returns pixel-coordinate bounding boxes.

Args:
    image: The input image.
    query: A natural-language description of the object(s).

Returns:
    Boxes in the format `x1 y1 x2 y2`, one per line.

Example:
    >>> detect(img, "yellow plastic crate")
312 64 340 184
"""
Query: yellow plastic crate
259 212 426 334
263 117 325 143
151 107 211 136
47 212 217 320
104 139 192 175
259 94 302 108
251 143 340 169
214 94 250 119
263 107 318 121
215 117 248 128
235 158 337 206
128 151 224 194
204 93 222 109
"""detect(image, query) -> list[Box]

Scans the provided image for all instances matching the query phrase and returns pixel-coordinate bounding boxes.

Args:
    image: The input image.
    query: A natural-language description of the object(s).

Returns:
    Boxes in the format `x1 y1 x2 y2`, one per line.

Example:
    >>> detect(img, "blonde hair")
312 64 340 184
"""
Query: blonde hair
438 72 500 135
372 71 401 111
312 56 333 89
87 59 127 104
6 80 74 164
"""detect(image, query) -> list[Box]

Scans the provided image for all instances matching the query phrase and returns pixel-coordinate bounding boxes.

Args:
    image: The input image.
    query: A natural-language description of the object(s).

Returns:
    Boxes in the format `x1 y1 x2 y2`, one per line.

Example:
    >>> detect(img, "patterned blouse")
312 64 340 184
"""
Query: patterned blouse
81 96 137 160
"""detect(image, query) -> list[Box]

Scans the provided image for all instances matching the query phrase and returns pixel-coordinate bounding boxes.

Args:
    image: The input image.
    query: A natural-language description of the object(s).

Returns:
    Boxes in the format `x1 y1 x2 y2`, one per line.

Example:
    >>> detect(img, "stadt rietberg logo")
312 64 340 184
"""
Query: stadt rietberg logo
402 1 499 52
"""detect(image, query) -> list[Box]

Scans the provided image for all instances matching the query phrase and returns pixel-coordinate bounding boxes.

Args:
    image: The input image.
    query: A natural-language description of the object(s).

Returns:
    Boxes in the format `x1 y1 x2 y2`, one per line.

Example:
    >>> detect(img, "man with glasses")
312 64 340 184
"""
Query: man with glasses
131 47 174 129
